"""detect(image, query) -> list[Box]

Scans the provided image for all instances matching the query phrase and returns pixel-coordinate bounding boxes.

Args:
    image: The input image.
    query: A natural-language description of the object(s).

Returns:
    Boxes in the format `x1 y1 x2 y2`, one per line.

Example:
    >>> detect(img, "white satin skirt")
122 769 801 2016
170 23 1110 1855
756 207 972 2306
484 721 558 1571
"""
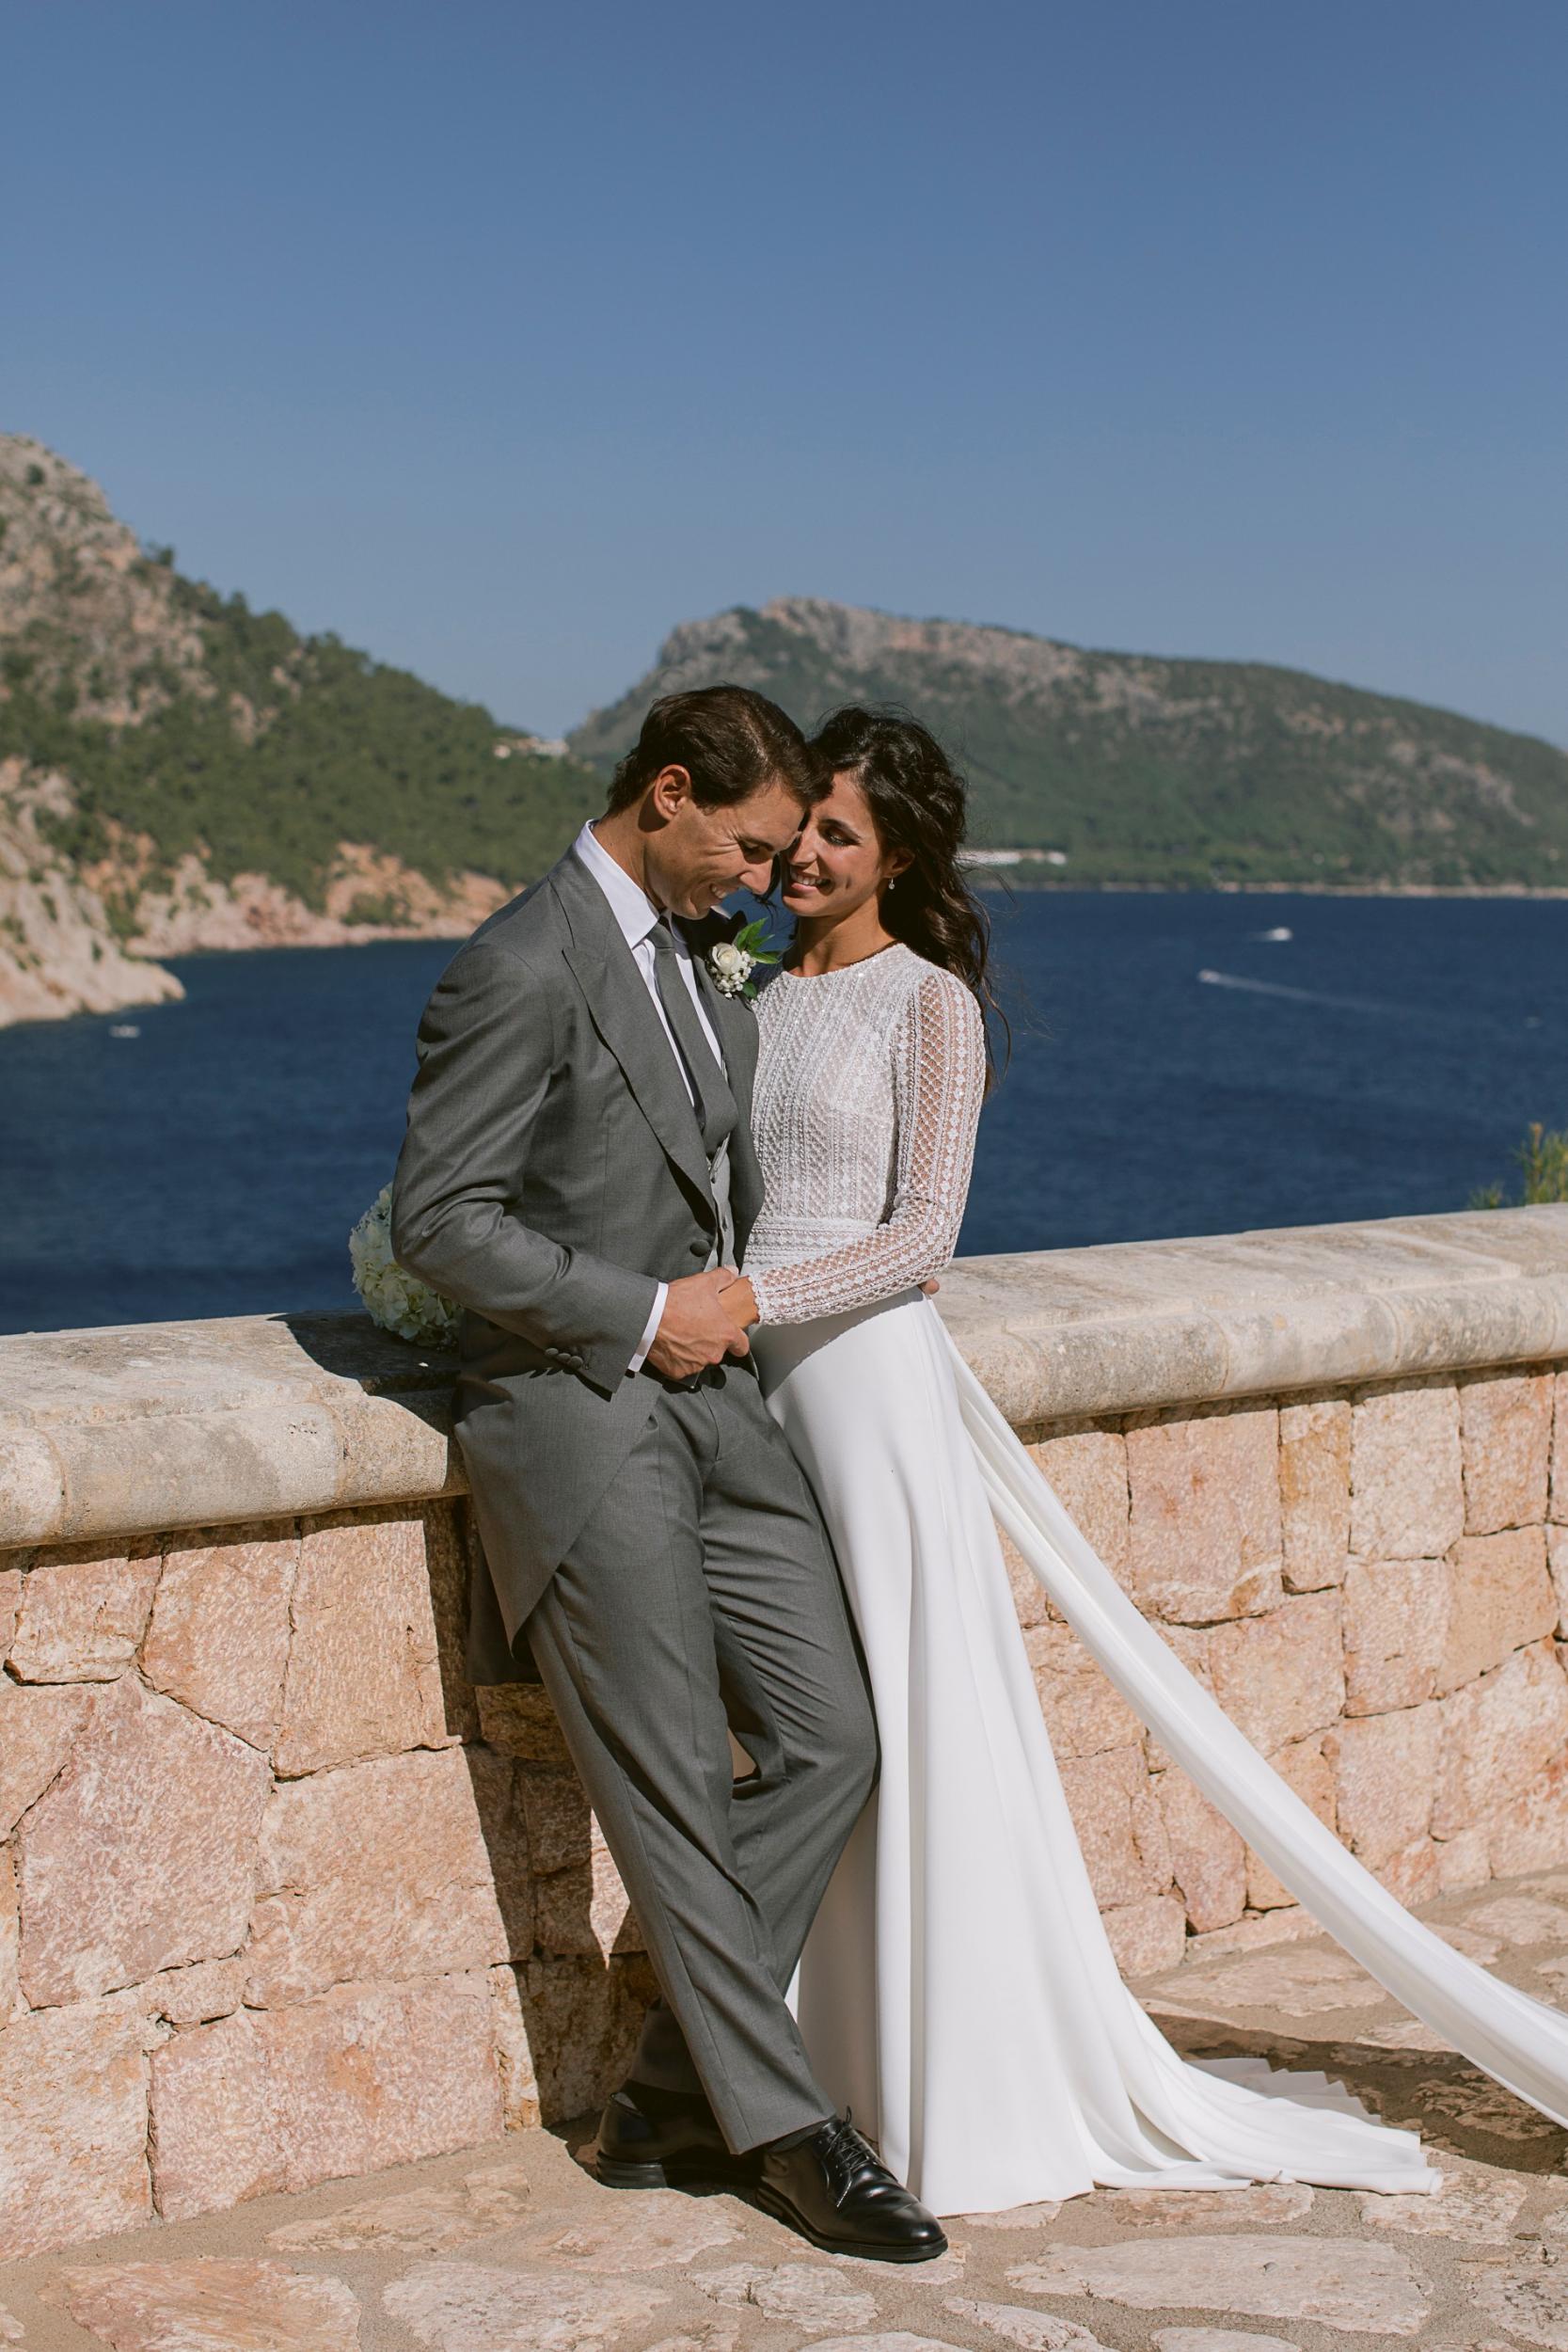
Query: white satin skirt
753 1290 1568 2215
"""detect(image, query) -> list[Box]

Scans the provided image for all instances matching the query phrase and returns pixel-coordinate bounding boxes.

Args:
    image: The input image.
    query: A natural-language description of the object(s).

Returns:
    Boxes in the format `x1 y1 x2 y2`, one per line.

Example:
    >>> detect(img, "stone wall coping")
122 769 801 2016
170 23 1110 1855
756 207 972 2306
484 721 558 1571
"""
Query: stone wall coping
2 1205 1564 1549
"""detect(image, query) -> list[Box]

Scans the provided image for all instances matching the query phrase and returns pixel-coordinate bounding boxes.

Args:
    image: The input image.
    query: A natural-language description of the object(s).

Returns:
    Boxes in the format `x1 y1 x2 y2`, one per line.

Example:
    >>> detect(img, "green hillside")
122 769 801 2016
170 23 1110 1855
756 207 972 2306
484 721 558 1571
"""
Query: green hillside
569 599 1568 890
0 436 603 909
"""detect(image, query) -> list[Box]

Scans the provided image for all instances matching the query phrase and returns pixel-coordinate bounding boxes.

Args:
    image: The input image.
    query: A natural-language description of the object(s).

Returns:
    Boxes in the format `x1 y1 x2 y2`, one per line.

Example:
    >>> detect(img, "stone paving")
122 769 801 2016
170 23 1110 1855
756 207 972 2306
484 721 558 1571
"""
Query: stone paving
8 1867 1568 2351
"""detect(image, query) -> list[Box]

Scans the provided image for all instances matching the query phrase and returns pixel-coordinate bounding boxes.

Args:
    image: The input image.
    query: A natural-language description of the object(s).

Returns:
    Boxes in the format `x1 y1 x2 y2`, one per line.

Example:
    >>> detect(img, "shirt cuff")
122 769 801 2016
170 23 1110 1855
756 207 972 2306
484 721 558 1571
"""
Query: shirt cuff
629 1281 668 1374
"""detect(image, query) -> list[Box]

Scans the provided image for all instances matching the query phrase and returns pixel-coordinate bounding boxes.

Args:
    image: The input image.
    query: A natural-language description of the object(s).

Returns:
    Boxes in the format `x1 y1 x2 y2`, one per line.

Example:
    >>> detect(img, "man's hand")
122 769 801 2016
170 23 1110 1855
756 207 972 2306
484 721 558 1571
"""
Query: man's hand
719 1274 758 1328
645 1268 751 1380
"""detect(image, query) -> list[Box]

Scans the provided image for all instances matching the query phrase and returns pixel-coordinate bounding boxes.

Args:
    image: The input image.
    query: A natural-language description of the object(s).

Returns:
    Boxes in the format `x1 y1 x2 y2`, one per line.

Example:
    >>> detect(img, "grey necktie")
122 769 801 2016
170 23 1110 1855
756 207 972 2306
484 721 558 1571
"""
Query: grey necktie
649 917 736 1158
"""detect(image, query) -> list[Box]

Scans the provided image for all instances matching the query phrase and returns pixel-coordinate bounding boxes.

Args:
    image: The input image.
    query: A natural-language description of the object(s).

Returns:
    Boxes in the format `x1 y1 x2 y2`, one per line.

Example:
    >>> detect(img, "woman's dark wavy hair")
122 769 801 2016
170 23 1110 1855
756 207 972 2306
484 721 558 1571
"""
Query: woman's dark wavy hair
806 706 1007 1084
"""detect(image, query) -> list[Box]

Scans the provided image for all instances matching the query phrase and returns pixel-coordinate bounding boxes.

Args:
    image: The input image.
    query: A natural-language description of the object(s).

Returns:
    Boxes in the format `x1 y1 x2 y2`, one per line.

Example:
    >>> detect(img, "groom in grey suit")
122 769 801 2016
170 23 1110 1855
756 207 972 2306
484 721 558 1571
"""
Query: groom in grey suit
392 687 944 2260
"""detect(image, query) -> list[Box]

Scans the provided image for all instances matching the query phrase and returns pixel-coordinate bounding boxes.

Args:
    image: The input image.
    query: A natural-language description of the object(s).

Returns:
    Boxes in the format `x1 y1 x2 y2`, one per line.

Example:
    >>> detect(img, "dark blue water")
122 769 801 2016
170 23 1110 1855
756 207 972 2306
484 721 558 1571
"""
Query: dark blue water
1 894 1562 1336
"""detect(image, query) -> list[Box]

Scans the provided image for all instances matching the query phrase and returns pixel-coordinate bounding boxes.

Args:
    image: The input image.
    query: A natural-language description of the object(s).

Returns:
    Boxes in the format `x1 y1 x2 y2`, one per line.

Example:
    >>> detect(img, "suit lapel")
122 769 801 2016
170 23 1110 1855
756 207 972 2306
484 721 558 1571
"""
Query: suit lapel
552 858 715 1207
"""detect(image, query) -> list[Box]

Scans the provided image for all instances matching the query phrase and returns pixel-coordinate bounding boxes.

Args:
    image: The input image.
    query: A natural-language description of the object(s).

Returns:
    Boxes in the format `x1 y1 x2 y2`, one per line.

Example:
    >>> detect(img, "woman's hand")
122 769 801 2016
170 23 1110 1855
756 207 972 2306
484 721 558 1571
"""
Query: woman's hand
720 1273 760 1328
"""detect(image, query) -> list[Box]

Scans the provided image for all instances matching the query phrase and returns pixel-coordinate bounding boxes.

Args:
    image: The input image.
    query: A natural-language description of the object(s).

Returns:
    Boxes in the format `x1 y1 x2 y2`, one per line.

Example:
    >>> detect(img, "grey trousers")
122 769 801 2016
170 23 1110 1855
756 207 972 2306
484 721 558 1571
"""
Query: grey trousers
523 1362 879 2153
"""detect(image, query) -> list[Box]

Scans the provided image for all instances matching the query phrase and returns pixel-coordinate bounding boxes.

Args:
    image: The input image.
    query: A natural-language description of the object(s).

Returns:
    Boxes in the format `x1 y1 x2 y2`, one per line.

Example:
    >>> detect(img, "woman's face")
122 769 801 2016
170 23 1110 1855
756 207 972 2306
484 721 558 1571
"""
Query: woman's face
782 771 910 921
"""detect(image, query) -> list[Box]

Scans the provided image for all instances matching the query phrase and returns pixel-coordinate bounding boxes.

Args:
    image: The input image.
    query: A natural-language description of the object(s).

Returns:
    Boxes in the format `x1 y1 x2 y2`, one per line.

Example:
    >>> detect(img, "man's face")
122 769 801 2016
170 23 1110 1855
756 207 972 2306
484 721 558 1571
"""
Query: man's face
646 774 807 918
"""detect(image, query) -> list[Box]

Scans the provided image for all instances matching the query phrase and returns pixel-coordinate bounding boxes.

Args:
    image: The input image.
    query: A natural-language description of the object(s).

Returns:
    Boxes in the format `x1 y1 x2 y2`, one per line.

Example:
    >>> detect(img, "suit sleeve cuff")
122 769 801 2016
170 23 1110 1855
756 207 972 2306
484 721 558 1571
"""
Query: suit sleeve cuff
628 1282 667 1374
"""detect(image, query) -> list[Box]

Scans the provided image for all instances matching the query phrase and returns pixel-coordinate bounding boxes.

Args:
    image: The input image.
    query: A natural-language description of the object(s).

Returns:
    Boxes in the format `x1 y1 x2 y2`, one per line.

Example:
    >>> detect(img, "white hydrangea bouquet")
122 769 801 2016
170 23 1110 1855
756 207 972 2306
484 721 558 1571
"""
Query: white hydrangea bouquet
349 1184 462 1346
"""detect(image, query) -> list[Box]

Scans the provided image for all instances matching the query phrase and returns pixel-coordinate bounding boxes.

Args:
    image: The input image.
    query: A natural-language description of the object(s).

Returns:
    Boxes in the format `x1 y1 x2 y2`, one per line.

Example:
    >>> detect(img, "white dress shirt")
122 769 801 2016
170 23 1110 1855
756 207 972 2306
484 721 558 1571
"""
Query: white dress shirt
571 822 728 1371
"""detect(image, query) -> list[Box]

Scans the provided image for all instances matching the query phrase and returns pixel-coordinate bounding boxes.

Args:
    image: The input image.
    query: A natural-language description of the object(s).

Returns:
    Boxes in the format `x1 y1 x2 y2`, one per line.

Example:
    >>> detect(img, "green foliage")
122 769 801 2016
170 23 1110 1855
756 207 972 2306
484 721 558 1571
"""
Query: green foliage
569 607 1568 890
1472 1123 1568 1209
0 572 605 906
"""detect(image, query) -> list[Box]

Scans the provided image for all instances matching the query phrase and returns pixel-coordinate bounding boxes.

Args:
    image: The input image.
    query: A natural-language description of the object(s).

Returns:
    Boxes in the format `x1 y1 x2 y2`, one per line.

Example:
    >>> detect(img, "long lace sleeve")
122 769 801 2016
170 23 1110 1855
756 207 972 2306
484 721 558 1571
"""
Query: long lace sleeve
749 969 986 1325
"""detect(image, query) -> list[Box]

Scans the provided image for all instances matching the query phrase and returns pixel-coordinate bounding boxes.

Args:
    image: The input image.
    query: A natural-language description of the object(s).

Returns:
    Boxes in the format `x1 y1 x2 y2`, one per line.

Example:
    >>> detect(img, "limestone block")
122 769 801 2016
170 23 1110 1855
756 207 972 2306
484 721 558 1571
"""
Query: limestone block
1143 1623 1213 1773
1279 1397 1351 1591
516 1949 658 2123
19 1676 270 2006
384 2260 671 2352
465 1744 534 1960
7 1541 159 1681
1467 2260 1568 2350
244 1746 509 2007
1484 1752 1568 1876
998 1521 1052 1629
1550 1526 1568 1634
273 1509 448 1775
141 1525 296 1748
1350 1381 1464 1560
1007 2236 1429 2334
1324 1704 1440 1868
475 1681 573 1765
149 1972 504 2219
423 1499 482 1742
1433 1637 1568 1838
1460 1368 1553 1533
519 1764 599 1875
534 1847 639 1959
0 1677 95 1834
43 2259 362 2351
1058 1745 1173 1907
136 1956 247 2026
1108 2182 1314 2228
1554 1367 1568 1520
948 2302 1102 2351
1436 1528 1555 1694
1208 1590 1344 1754
1433 1824 1491 1893
1155 1769 1247 1932
487 1963 542 2129
1029 1428 1131 1577
1101 1893 1187 1976
0 1993 152 2259
1244 1734 1336 1911
268 2156 533 2250
0 1845 17 2018
1372 1837 1441 1904
1341 1557 1449 1715
527 2189 743 2269
1125 1406 1282 1625
0 1565 21 1657
1186 1905 1318 1957
1026 1621 1144 1759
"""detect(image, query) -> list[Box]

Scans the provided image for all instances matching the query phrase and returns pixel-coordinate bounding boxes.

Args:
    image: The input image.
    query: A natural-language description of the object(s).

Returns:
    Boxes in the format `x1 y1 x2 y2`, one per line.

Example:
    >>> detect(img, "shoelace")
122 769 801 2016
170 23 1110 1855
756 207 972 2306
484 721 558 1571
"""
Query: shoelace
816 2112 882 2203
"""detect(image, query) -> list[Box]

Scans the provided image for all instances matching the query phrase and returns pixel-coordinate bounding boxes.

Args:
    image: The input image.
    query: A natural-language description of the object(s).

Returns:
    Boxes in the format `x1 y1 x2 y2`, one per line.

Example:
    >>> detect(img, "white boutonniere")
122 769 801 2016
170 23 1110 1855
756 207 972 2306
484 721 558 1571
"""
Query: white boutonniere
706 917 779 1003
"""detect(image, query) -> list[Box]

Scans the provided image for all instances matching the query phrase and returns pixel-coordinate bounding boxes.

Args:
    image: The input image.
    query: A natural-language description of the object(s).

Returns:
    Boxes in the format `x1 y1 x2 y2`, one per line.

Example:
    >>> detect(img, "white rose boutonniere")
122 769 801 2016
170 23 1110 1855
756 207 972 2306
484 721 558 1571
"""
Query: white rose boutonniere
349 1184 463 1346
706 916 779 1003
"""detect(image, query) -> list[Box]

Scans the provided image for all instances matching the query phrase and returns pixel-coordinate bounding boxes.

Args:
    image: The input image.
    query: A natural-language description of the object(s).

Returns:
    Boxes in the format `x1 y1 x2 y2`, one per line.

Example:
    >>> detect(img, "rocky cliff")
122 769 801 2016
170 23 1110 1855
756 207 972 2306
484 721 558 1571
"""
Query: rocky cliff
0 435 602 1027
569 598 1568 891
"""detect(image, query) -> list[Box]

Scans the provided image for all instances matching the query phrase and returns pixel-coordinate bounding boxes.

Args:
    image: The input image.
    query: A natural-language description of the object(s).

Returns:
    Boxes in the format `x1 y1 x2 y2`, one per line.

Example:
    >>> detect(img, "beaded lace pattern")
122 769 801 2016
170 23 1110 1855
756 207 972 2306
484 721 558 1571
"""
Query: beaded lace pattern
745 943 987 1326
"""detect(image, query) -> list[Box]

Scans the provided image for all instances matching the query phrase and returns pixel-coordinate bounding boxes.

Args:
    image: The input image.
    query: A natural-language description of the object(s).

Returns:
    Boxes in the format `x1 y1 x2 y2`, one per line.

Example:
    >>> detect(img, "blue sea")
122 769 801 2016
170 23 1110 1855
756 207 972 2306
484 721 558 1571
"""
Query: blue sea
1 893 1562 1338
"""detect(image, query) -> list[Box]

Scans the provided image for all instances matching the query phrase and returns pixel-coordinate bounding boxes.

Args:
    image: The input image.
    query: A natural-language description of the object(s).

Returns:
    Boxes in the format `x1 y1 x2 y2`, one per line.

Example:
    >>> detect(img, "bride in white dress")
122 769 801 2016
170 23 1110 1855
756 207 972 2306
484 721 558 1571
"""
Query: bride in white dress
718 707 1568 2218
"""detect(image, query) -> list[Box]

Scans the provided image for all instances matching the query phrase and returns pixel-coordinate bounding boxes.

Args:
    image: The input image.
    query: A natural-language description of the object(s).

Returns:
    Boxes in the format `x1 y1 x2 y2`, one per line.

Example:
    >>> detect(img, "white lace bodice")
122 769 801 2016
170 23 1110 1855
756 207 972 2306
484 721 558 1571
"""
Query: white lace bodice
745 943 987 1325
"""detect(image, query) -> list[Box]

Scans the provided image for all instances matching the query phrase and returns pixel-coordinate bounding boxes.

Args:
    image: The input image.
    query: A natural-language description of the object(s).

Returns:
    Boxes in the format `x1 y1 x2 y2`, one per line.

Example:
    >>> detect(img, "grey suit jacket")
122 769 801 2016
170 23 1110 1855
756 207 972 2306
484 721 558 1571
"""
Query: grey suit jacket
390 846 765 1664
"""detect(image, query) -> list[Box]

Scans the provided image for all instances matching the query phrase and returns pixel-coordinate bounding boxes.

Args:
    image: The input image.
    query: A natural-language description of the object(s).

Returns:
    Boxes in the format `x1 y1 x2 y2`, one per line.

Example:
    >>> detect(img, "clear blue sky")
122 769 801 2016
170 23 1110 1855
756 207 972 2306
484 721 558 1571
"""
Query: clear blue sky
6 1 1564 743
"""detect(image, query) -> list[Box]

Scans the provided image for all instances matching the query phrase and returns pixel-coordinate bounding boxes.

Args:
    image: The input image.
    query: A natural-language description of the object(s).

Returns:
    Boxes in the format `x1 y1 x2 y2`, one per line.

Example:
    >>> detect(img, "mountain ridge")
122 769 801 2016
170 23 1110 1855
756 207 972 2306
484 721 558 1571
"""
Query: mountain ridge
567 597 1568 892
5 434 1565 1029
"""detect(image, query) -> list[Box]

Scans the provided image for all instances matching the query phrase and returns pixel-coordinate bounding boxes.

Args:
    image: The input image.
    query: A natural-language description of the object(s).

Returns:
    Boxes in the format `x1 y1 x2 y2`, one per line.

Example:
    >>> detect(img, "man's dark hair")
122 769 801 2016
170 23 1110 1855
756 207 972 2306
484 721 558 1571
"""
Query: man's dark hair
606 684 824 814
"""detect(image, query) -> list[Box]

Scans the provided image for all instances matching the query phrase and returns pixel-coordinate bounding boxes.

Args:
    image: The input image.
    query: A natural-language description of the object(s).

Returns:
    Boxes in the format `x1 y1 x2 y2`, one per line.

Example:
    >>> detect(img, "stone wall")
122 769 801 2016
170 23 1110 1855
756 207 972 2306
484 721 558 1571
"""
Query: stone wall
1006 1363 1568 1980
2 1205 1566 2259
0 1499 650 2261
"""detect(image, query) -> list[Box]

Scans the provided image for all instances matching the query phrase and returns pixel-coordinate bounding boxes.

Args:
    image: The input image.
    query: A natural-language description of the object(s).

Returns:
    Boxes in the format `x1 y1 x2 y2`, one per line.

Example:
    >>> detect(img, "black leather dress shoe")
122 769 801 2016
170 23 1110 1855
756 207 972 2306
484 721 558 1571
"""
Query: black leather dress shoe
594 2082 755 2191
757 2114 948 2262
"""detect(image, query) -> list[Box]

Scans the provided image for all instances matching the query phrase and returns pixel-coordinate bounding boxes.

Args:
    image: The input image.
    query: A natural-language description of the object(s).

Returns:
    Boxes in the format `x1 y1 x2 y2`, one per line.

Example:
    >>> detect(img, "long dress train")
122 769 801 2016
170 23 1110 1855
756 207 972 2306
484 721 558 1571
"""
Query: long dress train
744 944 1568 2216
